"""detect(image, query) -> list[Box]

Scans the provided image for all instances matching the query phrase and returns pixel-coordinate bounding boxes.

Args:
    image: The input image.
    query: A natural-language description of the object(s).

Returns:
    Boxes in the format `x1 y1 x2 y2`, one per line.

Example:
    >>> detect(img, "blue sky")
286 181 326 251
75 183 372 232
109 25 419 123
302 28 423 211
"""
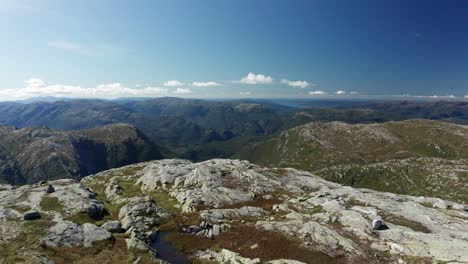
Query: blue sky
1 0 467 100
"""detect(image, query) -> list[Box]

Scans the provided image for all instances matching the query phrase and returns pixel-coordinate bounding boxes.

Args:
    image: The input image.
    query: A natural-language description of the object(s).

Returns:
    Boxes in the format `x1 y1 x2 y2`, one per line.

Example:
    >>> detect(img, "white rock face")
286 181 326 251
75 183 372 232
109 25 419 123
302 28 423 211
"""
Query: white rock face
118 197 169 230
82 223 113 247
200 206 267 223
136 159 278 212
195 249 261 264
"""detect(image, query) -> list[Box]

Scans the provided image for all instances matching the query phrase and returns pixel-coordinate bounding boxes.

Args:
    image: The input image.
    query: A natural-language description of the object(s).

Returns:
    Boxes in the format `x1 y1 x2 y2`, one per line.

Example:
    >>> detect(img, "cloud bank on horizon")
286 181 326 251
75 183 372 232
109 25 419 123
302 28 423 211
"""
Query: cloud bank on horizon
0 74 465 101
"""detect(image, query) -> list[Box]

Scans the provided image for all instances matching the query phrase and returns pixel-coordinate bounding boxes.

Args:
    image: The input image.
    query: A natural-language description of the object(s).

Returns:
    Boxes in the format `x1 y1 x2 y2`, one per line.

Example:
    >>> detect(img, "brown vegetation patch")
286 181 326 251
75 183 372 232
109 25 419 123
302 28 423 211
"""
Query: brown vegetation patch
45 235 154 264
381 212 431 233
221 197 283 211
166 225 346 263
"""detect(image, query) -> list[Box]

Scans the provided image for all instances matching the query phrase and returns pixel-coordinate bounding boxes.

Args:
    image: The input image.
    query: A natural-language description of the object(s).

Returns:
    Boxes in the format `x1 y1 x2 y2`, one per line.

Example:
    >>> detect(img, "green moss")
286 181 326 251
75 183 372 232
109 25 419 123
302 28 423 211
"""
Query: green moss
306 205 323 215
10 204 32 214
119 179 142 198
40 196 64 212
0 219 52 263
147 188 180 214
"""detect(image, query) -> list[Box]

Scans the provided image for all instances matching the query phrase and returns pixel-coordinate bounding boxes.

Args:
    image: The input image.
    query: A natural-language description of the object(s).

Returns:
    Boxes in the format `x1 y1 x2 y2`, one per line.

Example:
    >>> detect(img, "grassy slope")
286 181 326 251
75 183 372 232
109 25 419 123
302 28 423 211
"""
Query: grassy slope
237 119 468 203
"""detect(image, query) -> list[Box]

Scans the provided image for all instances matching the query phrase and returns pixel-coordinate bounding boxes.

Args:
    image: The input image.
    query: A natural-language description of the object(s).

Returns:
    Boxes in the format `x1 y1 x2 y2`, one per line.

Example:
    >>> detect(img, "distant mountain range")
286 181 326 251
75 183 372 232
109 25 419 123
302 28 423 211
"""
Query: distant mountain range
0 98 467 161
0 124 162 184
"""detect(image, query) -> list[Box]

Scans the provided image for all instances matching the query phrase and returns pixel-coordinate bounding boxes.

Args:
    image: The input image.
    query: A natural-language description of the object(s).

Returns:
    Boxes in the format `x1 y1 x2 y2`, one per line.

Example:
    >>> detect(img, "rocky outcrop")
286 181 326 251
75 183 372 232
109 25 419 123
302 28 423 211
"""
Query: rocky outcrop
200 206 267 223
136 159 279 212
118 197 170 231
0 159 467 263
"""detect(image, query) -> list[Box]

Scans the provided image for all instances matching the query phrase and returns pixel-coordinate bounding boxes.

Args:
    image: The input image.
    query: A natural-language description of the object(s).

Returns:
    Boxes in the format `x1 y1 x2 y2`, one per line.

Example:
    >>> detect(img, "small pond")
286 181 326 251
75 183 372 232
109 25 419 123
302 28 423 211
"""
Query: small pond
149 231 190 264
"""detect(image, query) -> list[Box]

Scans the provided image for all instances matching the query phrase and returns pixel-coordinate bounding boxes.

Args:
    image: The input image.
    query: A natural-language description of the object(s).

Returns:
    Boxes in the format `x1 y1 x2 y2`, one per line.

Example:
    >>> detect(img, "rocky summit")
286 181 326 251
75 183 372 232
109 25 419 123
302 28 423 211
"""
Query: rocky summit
0 159 466 264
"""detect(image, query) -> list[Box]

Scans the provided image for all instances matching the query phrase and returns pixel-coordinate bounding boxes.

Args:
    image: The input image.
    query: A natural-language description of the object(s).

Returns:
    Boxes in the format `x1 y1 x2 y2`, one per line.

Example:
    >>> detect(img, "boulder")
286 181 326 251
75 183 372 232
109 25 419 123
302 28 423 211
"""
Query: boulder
86 202 106 220
82 223 114 247
46 184 55 194
41 221 84 247
101 220 124 233
372 219 383 230
0 208 22 220
23 210 41 220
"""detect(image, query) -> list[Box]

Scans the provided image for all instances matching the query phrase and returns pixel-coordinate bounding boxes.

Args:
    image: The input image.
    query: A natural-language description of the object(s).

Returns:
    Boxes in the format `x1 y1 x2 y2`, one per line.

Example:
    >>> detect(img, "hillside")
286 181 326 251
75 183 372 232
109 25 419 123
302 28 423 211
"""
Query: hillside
237 119 468 203
0 124 162 184
0 159 466 263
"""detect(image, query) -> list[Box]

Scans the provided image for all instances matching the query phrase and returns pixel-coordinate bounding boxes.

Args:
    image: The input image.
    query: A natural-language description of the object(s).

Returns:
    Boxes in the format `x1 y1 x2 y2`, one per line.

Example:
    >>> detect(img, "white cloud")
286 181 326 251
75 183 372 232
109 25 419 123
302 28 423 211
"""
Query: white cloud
192 81 220 87
25 78 46 89
281 79 311 88
0 79 168 101
349 91 358 95
164 80 185 87
308 90 326 95
240 91 252 95
238 72 273 84
415 94 456 99
395 94 459 99
174 88 191 94
335 90 346 95
465 95 468 98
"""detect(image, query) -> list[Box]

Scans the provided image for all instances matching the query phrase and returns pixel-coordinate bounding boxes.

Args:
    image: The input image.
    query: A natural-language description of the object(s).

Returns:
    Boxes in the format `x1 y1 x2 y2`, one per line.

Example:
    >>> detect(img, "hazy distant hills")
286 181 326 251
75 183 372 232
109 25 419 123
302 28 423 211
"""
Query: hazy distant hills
0 98 467 161
0 123 162 184
0 98 288 159
237 119 468 203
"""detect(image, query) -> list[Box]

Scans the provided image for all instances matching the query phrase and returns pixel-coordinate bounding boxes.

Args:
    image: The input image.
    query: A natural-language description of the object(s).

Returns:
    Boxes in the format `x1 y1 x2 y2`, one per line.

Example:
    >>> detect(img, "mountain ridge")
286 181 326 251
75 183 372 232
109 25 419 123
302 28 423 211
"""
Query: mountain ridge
0 123 163 184
237 119 468 203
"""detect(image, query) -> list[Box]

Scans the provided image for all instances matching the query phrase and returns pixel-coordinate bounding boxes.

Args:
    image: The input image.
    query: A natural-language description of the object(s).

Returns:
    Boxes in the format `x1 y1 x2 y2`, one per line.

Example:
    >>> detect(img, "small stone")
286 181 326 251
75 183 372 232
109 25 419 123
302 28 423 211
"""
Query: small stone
433 200 448 209
207 229 213 238
212 224 221 236
250 243 259 249
23 210 41 220
372 219 383 230
46 184 55 193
